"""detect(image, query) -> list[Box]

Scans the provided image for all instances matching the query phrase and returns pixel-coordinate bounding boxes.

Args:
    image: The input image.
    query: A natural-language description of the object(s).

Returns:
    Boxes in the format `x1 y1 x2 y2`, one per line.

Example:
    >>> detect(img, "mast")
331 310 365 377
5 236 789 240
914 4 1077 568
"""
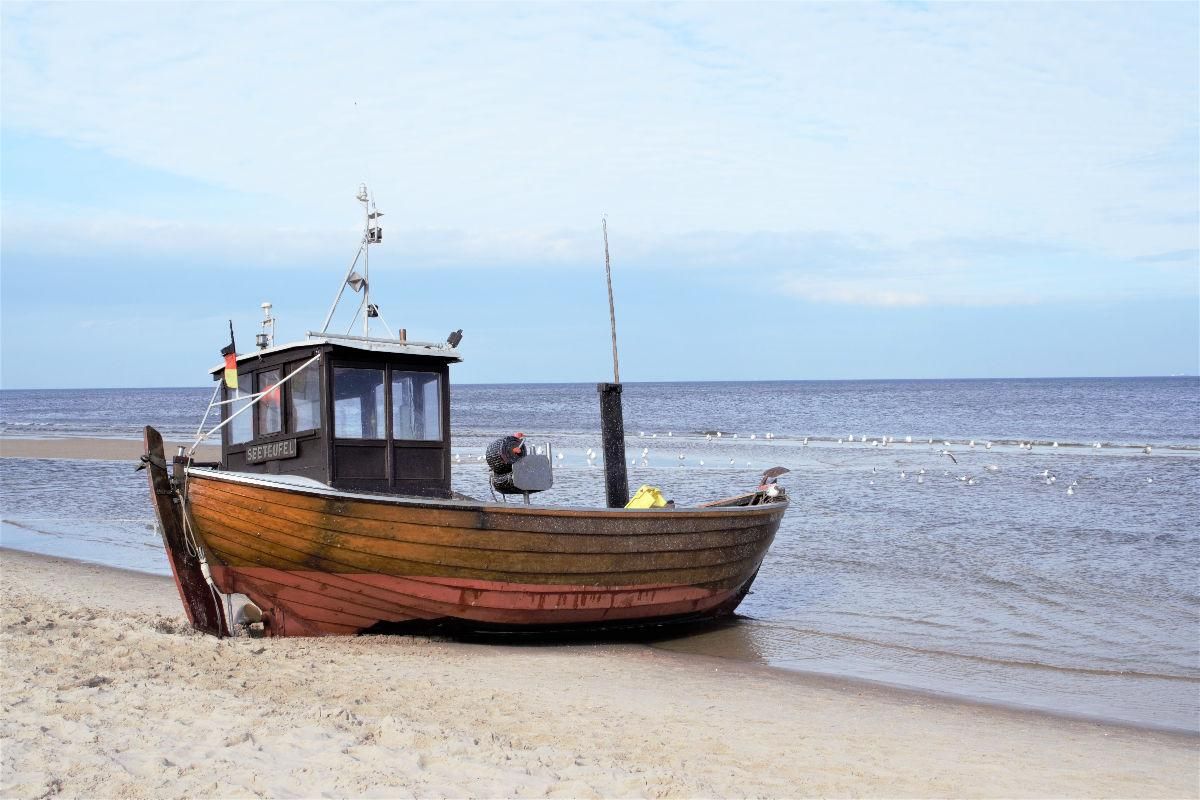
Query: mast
321 184 385 336
597 217 629 508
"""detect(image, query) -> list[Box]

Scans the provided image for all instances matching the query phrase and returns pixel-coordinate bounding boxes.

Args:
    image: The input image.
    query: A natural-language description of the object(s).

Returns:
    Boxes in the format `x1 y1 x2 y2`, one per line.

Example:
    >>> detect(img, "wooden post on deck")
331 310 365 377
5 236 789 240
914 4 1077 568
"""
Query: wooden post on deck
598 382 630 508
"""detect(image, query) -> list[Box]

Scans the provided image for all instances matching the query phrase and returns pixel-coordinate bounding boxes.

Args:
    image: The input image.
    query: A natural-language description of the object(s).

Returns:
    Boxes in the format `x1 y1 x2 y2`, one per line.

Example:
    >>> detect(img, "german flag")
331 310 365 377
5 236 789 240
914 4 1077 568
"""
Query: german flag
221 321 238 390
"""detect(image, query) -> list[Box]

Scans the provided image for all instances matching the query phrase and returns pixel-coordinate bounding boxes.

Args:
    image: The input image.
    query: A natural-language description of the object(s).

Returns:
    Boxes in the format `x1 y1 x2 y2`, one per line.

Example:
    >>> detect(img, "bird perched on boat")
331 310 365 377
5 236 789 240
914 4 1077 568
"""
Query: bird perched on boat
1143 445 1152 455
985 441 993 450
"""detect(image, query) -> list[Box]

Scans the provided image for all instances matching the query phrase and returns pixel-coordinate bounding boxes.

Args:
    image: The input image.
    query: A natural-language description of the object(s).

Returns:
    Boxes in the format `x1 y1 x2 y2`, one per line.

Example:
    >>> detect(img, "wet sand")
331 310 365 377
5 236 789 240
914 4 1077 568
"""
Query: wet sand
1 548 1196 799
0 437 218 462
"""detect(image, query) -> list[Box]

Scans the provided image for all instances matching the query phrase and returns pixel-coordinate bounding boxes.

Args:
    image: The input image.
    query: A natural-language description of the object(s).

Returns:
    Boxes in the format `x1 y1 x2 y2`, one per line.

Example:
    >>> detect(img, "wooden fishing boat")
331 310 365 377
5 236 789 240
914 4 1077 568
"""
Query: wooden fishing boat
141 187 787 637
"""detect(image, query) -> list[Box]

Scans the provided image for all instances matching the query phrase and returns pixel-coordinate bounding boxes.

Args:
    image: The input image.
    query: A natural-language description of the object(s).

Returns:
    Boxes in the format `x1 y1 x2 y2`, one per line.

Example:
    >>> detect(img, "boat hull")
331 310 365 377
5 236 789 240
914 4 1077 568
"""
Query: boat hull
180 468 787 636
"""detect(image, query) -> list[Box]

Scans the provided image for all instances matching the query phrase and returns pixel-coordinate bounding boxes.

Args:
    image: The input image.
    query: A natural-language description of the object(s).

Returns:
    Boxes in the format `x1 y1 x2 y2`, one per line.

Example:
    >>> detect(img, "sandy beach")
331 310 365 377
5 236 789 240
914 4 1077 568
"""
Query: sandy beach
0 548 1195 799
0 437 219 462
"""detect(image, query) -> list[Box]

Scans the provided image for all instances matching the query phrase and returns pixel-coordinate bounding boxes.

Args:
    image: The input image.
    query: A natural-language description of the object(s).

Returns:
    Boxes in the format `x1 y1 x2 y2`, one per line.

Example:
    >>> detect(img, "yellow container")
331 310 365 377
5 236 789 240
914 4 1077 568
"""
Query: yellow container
625 485 668 509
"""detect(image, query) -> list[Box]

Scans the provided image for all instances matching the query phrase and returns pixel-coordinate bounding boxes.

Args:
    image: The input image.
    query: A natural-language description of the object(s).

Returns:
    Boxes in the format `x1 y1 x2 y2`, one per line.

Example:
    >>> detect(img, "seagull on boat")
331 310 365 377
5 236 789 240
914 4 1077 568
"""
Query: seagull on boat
905 436 912 443
750 434 756 440
985 441 993 450
803 437 809 446
1143 445 1152 455
706 434 712 442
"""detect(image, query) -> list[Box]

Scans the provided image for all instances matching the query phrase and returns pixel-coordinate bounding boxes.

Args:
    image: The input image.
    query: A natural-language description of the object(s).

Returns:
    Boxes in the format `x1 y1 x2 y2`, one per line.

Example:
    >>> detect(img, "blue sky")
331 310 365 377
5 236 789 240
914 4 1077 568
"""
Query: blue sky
2 2 1197 388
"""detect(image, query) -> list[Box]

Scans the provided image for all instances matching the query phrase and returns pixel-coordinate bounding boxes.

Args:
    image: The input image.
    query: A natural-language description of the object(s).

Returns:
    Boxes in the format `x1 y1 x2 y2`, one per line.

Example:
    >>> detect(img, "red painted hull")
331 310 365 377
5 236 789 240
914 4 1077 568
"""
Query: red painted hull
210 565 746 636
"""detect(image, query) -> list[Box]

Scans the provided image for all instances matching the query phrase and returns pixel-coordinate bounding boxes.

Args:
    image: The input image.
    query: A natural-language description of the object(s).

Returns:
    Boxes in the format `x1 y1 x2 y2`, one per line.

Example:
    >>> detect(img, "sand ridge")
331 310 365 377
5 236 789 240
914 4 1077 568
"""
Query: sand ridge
1 549 1196 799
0 438 219 462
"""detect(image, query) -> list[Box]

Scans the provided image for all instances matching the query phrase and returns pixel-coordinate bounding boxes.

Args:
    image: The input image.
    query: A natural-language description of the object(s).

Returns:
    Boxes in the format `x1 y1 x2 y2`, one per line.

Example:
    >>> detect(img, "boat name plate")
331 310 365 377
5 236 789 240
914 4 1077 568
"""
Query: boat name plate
246 438 298 463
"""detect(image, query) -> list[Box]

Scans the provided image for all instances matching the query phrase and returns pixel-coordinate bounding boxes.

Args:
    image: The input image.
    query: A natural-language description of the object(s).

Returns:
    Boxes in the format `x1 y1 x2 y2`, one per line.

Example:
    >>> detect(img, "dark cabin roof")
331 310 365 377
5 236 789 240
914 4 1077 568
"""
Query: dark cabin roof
208 332 462 376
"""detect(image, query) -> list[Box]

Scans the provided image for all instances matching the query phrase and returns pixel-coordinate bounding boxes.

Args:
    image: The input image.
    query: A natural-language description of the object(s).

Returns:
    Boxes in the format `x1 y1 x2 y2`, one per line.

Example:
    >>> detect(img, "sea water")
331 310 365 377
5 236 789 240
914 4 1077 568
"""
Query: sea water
2 378 1197 732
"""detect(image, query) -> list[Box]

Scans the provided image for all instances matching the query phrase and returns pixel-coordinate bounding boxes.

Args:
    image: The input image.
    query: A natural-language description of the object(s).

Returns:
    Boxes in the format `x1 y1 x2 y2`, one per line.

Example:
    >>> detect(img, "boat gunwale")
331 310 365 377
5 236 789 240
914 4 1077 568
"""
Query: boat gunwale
185 466 789 519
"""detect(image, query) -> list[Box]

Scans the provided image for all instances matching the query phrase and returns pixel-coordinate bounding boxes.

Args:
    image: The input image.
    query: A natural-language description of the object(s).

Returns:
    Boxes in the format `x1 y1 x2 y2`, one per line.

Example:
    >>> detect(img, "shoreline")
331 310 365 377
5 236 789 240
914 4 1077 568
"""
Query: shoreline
0 437 219 461
2 548 1197 798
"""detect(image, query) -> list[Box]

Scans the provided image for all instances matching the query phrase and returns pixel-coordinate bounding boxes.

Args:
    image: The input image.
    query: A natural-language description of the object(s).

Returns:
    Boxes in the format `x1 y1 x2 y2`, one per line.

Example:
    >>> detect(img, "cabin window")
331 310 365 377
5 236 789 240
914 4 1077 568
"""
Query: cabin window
391 371 442 441
333 367 385 439
289 363 321 432
228 373 254 444
256 369 283 436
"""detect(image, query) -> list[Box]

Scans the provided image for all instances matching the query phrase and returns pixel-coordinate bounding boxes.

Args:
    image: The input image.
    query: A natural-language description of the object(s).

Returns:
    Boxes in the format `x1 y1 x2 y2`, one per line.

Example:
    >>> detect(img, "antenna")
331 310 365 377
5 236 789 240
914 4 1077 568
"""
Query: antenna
602 216 620 384
256 302 275 350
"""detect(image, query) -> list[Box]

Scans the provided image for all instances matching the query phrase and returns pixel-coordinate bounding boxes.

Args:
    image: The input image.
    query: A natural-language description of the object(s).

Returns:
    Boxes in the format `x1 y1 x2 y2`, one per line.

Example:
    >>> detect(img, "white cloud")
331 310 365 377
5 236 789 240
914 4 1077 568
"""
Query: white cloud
2 2 1196 260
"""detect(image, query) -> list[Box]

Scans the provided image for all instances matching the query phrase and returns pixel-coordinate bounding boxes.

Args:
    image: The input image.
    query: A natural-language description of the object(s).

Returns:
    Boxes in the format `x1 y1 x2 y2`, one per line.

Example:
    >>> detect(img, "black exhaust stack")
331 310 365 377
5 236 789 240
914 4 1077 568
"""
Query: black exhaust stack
598 382 629 508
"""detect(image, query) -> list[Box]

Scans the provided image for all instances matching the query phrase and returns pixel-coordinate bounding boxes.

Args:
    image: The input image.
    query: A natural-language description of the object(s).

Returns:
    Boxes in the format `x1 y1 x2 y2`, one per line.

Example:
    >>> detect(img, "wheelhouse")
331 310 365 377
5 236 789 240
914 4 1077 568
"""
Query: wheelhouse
210 333 461 498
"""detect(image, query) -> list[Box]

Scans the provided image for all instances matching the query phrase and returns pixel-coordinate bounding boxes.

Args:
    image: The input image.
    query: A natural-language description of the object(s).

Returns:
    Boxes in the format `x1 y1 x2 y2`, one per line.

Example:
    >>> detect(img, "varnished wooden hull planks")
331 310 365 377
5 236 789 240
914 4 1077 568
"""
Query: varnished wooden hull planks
183 468 786 636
